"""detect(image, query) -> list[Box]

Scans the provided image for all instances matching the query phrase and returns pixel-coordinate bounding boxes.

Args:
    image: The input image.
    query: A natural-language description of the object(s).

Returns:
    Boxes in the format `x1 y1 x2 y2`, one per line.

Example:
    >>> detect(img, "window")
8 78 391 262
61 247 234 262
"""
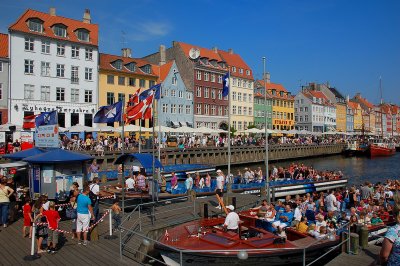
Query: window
56 87 65 101
41 40 50 54
204 104 209 115
171 90 176 97
129 78 136 86
211 74 215 82
238 106 242 115
71 46 80 58
232 78 237 86
24 60 34 74
25 37 34 51
178 91 183 98
85 48 93 60
246 70 250 75
232 92 237 101
107 75 114 84
232 105 237 115
149 80 155 88
218 106 223 116
238 79 242 87
85 68 93 81
238 92 242 102
243 93 247 102
139 79 146 87
0 83 3 100
53 25 67 37
218 75 223 83
196 86 201 97
211 105 216 115
197 71 202 80
24 84 34 99
56 64 65 78
118 76 125 85
118 93 125 103
76 29 89 42
71 88 79 102
28 19 43 32
178 104 183 114
107 92 115 105
239 68 243 74
162 104 168 113
170 104 176 114
40 86 50 101
233 121 237 130
186 105 191 114
71 66 79 83
204 87 209 98
196 104 202 114
248 94 252 103
41 62 50 76
232 66 236 72
57 43 65 56
204 72 209 81
141 65 151 74
249 107 253 116
243 107 247 115
0 62 2 72
218 90 222 100
126 63 136 72
186 92 192 100
172 76 177 85
71 113 79 126
211 89 216 99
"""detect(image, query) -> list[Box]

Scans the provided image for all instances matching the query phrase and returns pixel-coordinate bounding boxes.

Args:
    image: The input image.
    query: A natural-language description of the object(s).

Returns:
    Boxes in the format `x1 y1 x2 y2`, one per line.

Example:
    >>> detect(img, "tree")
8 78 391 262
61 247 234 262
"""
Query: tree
230 126 237 137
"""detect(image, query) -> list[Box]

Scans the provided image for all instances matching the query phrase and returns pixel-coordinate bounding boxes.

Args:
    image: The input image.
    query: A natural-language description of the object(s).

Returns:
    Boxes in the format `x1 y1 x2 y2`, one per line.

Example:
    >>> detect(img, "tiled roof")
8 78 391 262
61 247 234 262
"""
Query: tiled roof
9 9 99 46
159 60 174 82
302 90 334 107
176 41 223 62
218 50 254 80
0 33 8 58
328 87 345 100
353 94 374 109
99 53 158 77
347 101 359 110
256 80 294 100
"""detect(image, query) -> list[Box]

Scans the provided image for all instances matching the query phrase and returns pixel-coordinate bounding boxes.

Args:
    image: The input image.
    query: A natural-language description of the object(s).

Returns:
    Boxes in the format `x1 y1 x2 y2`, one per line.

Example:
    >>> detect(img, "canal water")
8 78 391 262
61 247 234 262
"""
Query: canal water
228 152 400 186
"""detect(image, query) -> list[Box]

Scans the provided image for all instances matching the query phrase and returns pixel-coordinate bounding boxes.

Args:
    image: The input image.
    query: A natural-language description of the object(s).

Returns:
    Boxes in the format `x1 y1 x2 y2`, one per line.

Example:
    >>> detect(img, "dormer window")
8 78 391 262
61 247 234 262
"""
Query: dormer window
209 60 218 67
125 62 136 72
280 91 284 97
201 58 209 65
28 18 44 33
272 89 276 95
232 66 236 72
112 60 122 70
239 68 243 74
141 65 151 74
246 70 250 75
76 29 90 42
53 24 67 38
313 97 316 103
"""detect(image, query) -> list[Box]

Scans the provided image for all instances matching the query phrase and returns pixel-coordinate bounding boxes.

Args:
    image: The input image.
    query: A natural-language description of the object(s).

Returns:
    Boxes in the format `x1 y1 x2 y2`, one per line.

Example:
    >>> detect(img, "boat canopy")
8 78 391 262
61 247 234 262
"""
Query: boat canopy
23 148 93 164
114 153 163 169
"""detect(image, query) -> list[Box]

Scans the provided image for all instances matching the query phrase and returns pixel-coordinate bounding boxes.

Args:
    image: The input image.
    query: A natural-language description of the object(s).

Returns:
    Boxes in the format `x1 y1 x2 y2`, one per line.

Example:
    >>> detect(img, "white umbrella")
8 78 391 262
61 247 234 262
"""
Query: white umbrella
151 126 177 133
175 126 195 133
94 125 121 132
215 128 228 133
58 127 67 132
66 124 94 132
286 129 300 134
194 126 215 134
119 124 152 132
244 128 263 134
260 128 277 134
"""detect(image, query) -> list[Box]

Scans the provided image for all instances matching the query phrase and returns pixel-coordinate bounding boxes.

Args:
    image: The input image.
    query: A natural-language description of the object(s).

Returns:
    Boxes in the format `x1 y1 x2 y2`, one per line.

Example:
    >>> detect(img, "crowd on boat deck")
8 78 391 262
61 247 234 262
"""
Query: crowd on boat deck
246 179 399 241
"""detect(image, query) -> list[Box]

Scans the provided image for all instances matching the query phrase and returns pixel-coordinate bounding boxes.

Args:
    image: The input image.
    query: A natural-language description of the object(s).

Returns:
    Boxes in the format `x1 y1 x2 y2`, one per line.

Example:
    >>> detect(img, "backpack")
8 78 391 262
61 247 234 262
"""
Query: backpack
89 184 98 205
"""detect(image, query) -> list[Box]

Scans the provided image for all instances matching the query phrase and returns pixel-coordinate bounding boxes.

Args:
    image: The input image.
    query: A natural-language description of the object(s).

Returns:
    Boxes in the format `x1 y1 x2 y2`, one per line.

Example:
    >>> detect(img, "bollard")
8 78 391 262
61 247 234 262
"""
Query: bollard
359 225 369 249
201 203 209 218
260 187 266 199
23 219 40 260
350 233 359 255
340 231 348 253
105 209 117 239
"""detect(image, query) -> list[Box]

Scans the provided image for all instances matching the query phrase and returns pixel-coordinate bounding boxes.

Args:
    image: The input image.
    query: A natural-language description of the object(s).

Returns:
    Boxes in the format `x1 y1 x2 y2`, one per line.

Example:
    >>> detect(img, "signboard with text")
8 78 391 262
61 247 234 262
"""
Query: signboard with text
36 125 59 148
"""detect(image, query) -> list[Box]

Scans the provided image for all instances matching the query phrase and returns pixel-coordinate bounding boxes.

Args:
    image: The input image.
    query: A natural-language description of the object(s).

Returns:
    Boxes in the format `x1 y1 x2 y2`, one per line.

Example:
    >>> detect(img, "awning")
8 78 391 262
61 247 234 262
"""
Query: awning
171 121 179 127
3 147 46 160
114 153 163 169
186 122 193 127
23 148 94 164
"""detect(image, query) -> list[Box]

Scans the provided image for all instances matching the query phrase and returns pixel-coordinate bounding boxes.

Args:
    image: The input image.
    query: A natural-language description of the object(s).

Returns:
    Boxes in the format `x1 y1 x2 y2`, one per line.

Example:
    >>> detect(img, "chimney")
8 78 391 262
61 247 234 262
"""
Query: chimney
121 48 132 58
228 48 234 54
172 41 177 47
355 92 361 98
159 45 166 65
263 72 271 84
49 7 56 16
346 95 350 103
212 47 218 53
83 9 91 24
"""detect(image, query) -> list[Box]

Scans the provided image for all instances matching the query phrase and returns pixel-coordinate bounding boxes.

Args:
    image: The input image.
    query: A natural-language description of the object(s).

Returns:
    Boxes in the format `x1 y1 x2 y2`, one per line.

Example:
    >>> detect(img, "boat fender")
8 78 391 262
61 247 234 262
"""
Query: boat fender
273 238 286 245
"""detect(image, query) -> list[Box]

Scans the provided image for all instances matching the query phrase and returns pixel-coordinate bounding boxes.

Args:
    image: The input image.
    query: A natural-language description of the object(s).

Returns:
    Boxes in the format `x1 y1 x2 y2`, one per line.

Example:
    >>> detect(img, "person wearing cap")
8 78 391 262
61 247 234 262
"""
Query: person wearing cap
215 170 225 209
223 205 240 232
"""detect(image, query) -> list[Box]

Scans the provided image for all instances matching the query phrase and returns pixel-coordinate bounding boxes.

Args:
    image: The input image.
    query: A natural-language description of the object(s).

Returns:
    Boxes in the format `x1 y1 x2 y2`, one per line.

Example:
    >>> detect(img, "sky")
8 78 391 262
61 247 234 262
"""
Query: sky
1 0 399 105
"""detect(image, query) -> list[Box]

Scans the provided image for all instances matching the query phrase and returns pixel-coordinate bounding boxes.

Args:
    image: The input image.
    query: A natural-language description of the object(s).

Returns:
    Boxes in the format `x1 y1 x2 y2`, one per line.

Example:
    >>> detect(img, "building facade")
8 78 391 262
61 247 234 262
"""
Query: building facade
98 50 158 127
295 90 329 132
158 60 193 127
253 81 272 129
346 103 354 132
352 93 376 134
9 8 98 127
327 87 346 132
348 101 363 132
0 33 9 124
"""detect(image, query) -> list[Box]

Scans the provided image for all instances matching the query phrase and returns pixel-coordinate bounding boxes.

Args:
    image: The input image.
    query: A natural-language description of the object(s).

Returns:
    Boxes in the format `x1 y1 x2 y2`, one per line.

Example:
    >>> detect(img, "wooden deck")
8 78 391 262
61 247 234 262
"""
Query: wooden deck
325 244 381 266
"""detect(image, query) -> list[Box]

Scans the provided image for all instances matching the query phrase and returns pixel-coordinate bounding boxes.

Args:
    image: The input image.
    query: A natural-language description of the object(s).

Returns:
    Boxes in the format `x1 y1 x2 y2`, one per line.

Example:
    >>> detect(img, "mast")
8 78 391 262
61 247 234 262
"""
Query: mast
227 67 231 186
121 99 126 214
263 57 270 204
380 77 383 139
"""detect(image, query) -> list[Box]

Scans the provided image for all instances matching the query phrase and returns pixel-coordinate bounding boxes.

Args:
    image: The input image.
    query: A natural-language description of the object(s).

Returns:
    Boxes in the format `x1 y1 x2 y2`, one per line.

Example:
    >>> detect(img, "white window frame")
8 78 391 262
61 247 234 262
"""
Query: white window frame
186 105 191 114
162 104 168 113
0 62 2 72
57 43 65 56
196 86 201 97
71 46 80 59
56 87 65 101
41 40 50 54
40 86 50 101
218 75 222 83
204 72 209 81
56 64 65 77
178 104 183 114
24 60 34 74
196 104 202 114
171 90 176 97
71 66 79 84
85 68 93 81
204 87 209 98
178 91 183 98
71 88 79 102
197 71 202 80
0 83 3 100
84 90 93 103
41 61 50 76
24 84 34 99
85 48 93 60
24 37 34 51
172 76 177 85
211 73 215 82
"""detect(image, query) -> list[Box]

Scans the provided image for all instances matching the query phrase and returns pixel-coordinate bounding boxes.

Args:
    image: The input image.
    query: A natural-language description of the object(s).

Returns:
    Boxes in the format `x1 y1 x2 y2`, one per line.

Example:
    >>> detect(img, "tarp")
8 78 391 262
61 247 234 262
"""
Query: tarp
3 147 46 160
114 153 163 169
23 148 94 164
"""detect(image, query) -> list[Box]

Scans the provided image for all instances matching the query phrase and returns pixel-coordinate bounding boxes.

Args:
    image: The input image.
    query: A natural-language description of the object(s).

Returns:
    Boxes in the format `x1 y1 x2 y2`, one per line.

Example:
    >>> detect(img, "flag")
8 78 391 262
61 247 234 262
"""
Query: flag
35 110 58 127
23 114 37 129
93 101 123 123
222 72 230 97
126 92 154 123
127 89 140 107
139 84 161 101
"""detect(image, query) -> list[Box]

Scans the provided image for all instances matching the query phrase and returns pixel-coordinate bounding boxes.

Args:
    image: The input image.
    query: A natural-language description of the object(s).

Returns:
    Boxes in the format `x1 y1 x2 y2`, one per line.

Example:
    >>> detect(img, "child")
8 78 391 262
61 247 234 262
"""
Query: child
370 212 384 226
42 201 61 254
22 197 33 238
111 199 122 232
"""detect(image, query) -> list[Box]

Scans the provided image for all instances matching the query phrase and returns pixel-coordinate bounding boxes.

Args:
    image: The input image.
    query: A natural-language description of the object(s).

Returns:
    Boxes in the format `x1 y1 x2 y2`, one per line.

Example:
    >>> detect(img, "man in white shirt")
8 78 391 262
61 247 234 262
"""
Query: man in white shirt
325 190 337 212
89 178 100 222
215 170 225 209
125 175 135 191
224 205 240 232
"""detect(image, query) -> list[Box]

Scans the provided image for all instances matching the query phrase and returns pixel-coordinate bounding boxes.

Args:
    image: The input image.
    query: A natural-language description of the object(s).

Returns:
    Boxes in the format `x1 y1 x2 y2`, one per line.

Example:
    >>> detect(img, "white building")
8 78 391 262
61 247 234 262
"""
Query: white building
9 8 98 127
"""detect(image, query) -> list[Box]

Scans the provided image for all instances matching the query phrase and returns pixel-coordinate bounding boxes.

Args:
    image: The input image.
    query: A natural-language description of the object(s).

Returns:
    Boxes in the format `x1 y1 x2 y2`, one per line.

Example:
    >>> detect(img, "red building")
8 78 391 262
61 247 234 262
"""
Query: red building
0 33 9 124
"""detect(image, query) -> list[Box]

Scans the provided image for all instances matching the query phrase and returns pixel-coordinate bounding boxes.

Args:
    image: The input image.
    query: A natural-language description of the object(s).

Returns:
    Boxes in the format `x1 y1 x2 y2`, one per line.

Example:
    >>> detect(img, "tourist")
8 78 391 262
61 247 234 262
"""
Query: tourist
12 139 21 153
244 168 252 183
0 178 14 228
32 196 46 253
296 216 308 234
198 175 205 189
22 197 33 238
215 170 225 209
272 205 293 231
349 215 358 233
159 175 167 193
41 201 61 254
6 178 17 223
111 199 122 232
136 171 147 192
185 174 193 192
205 173 211 188
361 182 372 200
125 175 135 191
315 214 327 231
292 203 302 225
223 205 240 232
325 190 338 212
264 205 276 222
348 187 357 209
69 192 78 239
76 184 95 246
89 160 100 181
380 193 400 266
89 177 100 222
170 172 178 190
371 212 384 226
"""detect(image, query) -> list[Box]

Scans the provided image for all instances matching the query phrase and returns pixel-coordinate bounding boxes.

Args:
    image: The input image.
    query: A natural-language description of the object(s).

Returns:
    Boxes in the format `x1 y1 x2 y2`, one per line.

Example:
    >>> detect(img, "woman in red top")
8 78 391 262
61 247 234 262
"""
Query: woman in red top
22 197 32 238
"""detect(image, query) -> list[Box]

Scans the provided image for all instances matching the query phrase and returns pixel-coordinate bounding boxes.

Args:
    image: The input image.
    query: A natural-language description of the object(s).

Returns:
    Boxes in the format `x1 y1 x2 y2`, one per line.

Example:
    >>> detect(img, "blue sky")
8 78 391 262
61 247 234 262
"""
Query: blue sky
1 0 399 104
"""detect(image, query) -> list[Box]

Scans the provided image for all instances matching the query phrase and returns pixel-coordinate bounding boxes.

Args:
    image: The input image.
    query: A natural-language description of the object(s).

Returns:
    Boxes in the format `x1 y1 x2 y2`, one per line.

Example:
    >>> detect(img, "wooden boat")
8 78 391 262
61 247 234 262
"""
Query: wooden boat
155 216 340 265
368 142 396 157
343 141 368 157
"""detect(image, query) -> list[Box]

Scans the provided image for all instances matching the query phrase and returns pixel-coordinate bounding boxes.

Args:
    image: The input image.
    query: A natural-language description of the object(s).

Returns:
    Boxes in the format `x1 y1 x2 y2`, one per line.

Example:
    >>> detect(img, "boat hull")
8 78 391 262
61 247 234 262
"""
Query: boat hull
369 145 396 157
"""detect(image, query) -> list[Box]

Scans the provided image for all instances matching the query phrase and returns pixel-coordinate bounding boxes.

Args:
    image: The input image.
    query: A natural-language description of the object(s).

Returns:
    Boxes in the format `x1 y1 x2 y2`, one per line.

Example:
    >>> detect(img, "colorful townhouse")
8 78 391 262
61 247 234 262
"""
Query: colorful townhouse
253 78 273 129
352 93 376 134
346 101 354 132
98 49 158 127
327 87 346 132
0 33 9 124
9 8 99 127
348 101 363 132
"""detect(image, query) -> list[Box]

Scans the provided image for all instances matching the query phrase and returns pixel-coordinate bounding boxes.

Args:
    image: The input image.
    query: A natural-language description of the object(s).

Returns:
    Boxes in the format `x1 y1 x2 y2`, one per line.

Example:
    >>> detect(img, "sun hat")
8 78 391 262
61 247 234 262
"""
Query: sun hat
226 205 235 211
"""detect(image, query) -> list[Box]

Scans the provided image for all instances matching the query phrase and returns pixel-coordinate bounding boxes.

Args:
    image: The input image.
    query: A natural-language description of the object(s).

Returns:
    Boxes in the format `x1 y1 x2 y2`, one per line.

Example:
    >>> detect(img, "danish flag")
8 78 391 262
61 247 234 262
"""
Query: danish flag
127 89 140 107
23 114 37 129
125 91 154 123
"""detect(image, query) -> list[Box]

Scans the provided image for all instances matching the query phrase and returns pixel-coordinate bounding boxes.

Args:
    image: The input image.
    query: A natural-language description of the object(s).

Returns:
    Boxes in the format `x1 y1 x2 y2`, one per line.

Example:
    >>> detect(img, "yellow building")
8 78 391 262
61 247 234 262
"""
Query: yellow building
266 81 294 130
352 93 376 133
335 104 347 132
99 50 159 128
348 101 363 131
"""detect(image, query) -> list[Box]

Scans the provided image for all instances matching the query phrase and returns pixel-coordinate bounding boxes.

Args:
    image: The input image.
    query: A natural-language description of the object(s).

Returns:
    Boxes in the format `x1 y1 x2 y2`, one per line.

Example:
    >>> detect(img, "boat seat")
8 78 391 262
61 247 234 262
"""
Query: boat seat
286 228 308 241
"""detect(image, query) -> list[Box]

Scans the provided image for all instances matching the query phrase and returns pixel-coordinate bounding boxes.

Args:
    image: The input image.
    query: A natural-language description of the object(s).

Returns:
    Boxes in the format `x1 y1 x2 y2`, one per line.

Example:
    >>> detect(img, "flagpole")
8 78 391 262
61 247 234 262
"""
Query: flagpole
227 68 231 187
138 121 142 153
121 100 126 214
157 85 162 202
263 57 270 204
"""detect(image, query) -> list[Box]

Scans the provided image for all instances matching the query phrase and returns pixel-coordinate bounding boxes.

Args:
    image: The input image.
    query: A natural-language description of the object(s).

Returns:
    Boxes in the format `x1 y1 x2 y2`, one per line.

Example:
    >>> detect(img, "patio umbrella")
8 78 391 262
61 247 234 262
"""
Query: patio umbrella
174 126 195 133
119 125 152 132
94 125 121 132
244 128 263 134
66 124 94 132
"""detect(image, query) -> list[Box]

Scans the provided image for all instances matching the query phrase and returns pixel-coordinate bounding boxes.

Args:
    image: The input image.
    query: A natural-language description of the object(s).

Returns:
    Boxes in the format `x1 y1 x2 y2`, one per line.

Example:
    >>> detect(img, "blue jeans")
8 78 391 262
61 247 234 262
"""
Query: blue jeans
0 202 10 225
